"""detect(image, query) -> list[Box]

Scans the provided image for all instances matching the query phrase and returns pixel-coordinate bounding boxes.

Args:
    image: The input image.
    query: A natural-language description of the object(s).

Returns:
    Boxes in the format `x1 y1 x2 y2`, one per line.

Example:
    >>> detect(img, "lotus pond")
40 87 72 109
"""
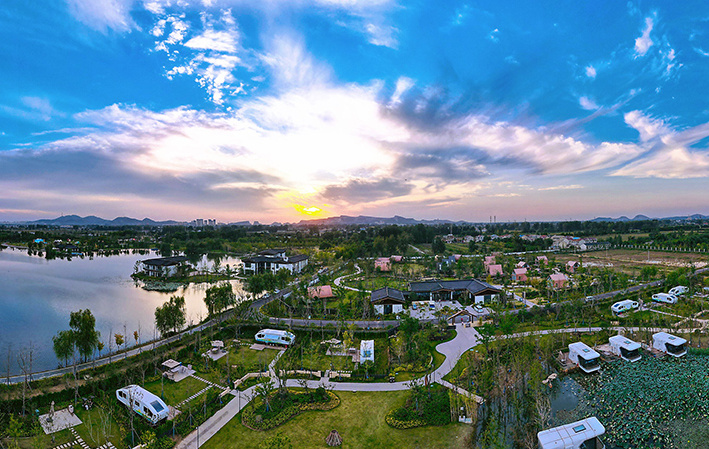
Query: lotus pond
552 352 709 448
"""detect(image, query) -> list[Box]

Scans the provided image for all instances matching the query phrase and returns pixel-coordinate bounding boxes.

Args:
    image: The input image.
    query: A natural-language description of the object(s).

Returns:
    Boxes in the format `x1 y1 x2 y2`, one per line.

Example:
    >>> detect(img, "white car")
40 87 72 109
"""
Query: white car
652 293 678 304
669 286 688 296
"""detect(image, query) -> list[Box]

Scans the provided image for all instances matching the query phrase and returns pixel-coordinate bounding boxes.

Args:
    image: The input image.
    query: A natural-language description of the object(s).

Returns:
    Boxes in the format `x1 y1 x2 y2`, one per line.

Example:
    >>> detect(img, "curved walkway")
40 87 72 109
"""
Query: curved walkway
333 264 369 292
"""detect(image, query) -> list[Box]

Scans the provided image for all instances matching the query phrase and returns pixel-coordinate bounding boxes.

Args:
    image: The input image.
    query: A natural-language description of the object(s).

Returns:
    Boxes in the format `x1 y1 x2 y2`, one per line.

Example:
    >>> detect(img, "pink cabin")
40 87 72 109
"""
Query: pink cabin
487 264 503 276
549 273 569 289
375 257 391 272
536 255 548 265
513 268 528 282
566 261 580 273
390 255 403 263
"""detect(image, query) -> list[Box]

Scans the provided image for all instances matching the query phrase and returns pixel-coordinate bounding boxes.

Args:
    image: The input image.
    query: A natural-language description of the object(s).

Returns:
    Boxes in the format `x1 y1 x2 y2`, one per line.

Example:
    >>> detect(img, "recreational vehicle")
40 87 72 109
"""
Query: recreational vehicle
652 332 687 357
116 385 169 425
538 417 606 449
611 300 639 314
255 329 296 346
608 335 641 362
651 293 677 304
568 342 601 373
669 286 688 296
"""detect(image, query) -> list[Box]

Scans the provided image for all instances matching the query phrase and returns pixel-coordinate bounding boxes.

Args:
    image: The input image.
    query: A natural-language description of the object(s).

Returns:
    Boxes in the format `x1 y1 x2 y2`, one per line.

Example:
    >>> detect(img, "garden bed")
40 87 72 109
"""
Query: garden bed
241 388 340 431
385 385 450 429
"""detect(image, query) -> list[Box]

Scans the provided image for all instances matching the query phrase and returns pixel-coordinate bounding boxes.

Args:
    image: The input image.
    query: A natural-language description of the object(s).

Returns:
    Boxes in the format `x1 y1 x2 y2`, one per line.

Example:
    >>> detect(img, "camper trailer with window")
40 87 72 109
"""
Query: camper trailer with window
652 332 687 358
608 335 641 362
538 417 606 449
652 293 677 304
116 385 169 425
568 342 601 373
611 300 639 314
255 329 295 346
669 286 688 296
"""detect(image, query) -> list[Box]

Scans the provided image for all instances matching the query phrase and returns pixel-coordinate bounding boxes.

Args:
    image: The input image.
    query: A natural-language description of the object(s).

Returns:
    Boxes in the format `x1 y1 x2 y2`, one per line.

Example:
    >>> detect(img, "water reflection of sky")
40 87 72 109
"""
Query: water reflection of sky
0 248 244 374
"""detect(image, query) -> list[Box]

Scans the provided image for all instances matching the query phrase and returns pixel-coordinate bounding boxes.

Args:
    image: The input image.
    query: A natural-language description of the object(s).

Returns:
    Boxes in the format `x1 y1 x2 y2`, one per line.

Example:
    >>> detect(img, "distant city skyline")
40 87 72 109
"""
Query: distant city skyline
2 1 709 223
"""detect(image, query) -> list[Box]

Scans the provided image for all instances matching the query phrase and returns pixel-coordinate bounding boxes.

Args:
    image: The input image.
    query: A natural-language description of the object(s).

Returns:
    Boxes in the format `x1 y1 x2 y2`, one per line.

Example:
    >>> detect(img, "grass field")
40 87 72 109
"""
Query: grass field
144 375 207 406
556 249 708 276
201 391 469 449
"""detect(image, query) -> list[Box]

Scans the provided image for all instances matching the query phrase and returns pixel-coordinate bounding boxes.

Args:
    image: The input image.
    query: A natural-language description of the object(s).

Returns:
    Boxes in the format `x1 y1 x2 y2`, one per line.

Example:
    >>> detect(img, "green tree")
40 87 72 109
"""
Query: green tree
204 283 236 317
432 237 446 255
154 295 186 336
69 309 101 362
52 330 75 367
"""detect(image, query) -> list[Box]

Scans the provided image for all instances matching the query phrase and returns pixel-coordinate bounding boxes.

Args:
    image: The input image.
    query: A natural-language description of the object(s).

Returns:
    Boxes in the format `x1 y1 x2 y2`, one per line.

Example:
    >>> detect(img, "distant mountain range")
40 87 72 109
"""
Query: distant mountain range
26 215 183 226
590 214 709 222
296 215 467 226
4 212 708 227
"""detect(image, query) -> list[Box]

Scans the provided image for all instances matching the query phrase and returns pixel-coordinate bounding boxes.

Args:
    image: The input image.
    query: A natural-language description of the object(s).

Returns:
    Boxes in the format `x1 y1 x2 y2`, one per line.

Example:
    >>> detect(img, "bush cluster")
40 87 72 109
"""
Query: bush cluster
242 388 339 431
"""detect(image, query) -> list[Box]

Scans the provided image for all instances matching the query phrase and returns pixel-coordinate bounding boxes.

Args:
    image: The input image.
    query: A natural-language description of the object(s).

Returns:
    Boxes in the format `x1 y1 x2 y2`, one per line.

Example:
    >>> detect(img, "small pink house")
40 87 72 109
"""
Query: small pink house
308 285 334 299
390 255 403 263
537 255 548 265
516 261 528 269
566 260 580 273
375 257 391 272
484 256 496 266
513 268 528 282
487 264 503 276
549 273 568 289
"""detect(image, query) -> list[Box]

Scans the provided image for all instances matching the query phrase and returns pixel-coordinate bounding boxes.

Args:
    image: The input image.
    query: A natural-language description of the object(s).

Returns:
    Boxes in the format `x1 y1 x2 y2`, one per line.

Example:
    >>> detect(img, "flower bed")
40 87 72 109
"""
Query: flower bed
241 388 340 431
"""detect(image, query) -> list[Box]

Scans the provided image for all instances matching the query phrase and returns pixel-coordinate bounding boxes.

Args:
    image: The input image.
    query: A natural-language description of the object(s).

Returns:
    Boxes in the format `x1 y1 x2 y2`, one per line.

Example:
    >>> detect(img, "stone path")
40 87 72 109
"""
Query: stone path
191 374 228 391
176 385 213 409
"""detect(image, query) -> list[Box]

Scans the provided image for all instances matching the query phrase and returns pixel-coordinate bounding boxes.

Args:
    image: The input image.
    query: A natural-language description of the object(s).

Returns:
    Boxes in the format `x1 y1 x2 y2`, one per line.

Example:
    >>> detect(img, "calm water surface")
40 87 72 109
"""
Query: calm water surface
0 247 244 375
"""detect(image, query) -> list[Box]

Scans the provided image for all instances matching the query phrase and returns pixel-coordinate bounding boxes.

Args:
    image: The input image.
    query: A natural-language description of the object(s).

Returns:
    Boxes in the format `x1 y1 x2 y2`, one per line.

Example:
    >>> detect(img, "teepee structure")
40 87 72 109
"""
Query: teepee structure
325 429 343 446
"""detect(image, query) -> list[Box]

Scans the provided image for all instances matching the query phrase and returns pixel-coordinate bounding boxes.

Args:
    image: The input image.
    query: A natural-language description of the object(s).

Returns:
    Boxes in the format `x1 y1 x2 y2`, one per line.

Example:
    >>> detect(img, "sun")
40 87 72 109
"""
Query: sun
294 204 324 216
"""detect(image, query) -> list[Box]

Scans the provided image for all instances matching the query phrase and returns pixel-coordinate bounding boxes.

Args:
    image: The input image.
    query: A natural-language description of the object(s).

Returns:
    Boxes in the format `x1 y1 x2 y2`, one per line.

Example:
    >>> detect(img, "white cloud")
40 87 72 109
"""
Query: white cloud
634 16 654 57
612 147 709 179
579 96 599 111
488 28 500 43
585 65 596 78
695 47 709 57
624 110 669 142
538 185 583 191
364 22 398 48
260 34 333 89
185 29 238 52
66 0 136 32
389 77 414 106
0 97 61 122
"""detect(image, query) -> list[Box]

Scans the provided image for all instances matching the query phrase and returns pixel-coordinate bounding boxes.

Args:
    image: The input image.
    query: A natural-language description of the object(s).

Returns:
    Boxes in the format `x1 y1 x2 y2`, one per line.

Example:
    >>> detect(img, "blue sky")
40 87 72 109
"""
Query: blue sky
2 0 709 223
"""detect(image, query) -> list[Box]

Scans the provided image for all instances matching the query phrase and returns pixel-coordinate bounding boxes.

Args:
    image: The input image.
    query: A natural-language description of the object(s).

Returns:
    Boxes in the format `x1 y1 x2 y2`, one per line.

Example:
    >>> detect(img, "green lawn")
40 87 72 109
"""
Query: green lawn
144 375 207 406
221 345 281 374
202 391 469 449
74 406 123 448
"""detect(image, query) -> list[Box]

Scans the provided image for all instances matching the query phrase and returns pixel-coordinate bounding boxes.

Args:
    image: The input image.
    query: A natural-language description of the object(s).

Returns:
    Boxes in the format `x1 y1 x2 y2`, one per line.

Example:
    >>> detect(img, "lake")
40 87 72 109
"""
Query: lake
0 247 244 375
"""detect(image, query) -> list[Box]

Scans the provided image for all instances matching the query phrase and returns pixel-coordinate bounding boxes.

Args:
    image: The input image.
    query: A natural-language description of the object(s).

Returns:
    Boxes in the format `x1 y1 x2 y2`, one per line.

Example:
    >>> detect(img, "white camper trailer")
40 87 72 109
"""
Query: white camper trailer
652 293 677 304
611 300 639 314
568 342 601 373
669 286 688 296
116 385 169 425
608 335 641 362
538 417 606 449
255 329 296 346
652 332 687 358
